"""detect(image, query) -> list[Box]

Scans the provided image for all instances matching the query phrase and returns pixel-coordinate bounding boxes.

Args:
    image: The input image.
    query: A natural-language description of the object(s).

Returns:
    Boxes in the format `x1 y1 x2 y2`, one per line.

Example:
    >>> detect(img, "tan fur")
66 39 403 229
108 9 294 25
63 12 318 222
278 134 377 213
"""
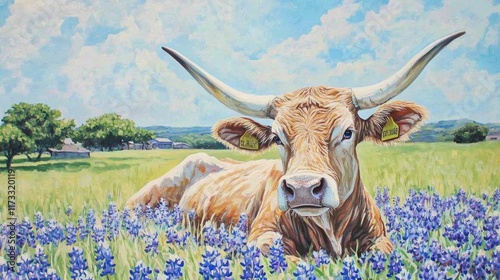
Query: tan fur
129 85 427 259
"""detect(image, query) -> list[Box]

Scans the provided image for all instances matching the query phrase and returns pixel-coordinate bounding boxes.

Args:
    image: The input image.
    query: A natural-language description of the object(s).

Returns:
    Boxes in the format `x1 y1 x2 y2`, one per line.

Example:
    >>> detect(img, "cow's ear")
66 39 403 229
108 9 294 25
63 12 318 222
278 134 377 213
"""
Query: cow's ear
213 117 274 151
362 101 428 144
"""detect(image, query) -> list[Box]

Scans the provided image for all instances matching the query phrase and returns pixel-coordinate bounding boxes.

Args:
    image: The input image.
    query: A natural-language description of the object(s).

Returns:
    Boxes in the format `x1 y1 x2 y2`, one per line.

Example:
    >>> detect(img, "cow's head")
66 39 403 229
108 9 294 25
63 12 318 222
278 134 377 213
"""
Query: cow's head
162 31 464 217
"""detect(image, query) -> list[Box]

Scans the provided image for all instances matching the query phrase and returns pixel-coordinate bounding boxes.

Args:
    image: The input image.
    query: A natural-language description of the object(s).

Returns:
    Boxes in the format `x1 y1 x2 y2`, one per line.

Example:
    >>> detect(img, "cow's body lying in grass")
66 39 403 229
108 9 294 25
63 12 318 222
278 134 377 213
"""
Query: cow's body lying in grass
127 31 464 259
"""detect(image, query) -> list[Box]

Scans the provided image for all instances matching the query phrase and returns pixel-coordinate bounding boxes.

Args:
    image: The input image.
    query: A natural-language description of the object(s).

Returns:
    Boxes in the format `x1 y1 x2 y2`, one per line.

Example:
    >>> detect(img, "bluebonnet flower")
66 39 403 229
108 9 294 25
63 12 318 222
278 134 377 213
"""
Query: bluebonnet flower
153 199 169 226
428 239 444 263
86 209 96 231
369 251 386 274
145 205 155 220
450 249 471 274
95 242 116 277
375 186 390 207
339 257 361 280
27 228 37 248
47 219 65 244
171 204 183 226
66 223 77 245
418 260 450 280
225 215 249 256
130 260 152 280
143 231 159 254
37 227 50 246
17 217 32 249
45 268 62 280
199 247 233 280
203 224 220 247
92 226 106 243
472 254 490 279
313 249 330 267
490 249 500 278
0 257 14 279
33 246 50 277
127 217 142 238
34 211 45 230
163 255 184 280
17 253 35 278
387 251 404 278
106 202 120 240
133 203 144 218
122 207 131 229
66 205 73 216
293 262 316 280
483 216 500 250
467 197 486 220
77 217 88 240
68 247 92 279
188 209 196 221
240 245 266 280
268 236 287 274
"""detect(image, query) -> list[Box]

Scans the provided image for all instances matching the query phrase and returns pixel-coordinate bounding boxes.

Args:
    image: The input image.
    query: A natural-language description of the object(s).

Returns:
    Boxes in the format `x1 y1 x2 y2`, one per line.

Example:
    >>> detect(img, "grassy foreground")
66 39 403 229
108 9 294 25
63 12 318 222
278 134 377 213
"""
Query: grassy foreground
0 141 498 279
0 141 498 221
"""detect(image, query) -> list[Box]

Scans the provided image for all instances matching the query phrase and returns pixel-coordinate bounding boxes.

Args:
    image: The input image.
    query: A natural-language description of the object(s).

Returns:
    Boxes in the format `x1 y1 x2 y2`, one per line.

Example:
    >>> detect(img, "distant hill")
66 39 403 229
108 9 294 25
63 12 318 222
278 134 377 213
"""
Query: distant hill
410 119 499 142
145 126 212 138
146 119 500 143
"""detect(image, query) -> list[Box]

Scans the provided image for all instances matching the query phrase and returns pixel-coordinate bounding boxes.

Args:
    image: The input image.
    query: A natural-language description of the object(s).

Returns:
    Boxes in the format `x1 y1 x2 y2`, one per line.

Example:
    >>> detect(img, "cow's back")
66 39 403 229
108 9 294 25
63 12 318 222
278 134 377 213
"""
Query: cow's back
179 159 282 227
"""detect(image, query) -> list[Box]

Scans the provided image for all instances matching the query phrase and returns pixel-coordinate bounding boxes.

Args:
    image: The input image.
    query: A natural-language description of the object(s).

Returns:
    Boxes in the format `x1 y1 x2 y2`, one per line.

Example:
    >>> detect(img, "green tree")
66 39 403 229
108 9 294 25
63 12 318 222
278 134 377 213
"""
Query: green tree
2 103 75 161
76 113 136 151
453 123 488 144
133 128 155 149
0 124 35 169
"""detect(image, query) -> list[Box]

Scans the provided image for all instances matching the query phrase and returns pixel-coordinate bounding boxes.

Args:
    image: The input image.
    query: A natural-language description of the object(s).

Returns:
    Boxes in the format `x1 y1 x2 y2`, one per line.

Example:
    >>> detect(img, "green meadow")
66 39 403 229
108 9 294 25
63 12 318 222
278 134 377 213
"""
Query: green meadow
1 141 498 221
0 141 498 279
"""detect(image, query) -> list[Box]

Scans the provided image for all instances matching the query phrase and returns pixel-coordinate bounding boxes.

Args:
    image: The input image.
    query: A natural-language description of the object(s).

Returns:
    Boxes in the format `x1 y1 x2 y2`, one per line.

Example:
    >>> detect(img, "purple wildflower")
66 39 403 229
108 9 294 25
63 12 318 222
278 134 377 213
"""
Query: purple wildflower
86 209 96 231
369 251 386 274
17 253 35 278
66 223 77 245
34 211 45 230
68 247 92 279
313 249 330 267
33 246 50 277
199 247 233 280
130 260 152 280
95 242 116 277
143 231 159 254
268 236 287 274
293 262 316 280
0 257 14 279
418 260 450 280
163 255 184 280
339 257 361 280
66 205 73 216
240 245 266 280
77 217 88 240
92 226 105 243
387 251 404 278
472 254 490 278
484 216 500 250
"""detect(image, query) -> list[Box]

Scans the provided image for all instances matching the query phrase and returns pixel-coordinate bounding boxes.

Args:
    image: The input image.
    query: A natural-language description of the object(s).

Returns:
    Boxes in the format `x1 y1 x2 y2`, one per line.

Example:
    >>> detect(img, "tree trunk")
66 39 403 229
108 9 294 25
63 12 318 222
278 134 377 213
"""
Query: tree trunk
26 153 33 161
36 150 43 161
6 156 13 169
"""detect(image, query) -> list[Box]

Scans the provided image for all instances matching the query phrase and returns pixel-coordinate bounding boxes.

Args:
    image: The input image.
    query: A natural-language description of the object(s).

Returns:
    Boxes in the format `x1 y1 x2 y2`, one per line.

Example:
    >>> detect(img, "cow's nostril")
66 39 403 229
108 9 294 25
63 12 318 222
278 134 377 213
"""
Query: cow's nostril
283 181 295 200
311 179 325 197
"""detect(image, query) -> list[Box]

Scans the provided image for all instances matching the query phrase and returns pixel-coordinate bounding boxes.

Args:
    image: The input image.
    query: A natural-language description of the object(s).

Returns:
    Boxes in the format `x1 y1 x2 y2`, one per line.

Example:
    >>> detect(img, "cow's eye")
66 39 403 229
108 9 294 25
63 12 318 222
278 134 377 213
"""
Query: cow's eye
343 129 353 140
274 135 283 145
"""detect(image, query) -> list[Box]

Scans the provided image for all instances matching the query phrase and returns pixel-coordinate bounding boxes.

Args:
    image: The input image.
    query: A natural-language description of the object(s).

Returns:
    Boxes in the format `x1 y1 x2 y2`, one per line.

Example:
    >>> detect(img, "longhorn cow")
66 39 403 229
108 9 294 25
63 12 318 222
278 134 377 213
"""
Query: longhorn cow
127 31 465 258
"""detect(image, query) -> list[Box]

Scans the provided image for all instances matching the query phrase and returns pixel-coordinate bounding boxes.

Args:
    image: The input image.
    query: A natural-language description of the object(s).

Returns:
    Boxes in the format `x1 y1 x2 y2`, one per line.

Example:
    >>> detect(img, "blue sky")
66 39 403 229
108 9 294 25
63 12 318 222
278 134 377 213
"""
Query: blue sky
0 0 498 127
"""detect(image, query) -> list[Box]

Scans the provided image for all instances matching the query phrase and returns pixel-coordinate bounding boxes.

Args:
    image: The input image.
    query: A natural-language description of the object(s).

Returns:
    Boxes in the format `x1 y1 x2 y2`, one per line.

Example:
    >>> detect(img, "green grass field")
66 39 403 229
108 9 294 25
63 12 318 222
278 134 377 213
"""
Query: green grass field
0 141 498 279
1 141 498 222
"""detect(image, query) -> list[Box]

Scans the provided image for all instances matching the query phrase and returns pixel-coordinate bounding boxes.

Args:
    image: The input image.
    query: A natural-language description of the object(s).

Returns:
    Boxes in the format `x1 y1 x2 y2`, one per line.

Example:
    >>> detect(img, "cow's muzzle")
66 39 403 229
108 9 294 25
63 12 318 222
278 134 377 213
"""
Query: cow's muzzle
277 173 339 215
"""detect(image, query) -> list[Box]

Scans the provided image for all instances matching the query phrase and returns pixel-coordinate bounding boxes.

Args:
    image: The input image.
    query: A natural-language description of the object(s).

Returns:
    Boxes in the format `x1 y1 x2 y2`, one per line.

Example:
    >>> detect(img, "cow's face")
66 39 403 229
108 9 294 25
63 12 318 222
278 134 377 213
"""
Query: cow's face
212 86 426 217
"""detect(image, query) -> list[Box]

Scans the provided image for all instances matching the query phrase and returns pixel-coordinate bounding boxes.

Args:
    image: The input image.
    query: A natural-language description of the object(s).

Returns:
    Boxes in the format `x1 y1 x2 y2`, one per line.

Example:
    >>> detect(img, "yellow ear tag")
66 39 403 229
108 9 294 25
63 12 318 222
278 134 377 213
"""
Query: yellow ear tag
239 131 259 150
381 117 399 141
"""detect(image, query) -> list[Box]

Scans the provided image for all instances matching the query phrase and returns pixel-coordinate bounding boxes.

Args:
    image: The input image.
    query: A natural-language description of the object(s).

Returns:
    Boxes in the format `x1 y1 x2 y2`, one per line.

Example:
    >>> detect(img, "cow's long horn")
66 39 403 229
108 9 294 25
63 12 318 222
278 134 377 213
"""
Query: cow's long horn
351 31 465 109
162 47 275 118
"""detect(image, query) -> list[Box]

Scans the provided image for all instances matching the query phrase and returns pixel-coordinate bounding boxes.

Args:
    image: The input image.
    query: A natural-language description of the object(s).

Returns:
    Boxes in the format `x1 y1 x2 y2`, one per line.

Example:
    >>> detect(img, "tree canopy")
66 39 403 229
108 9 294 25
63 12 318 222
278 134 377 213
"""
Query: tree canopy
453 123 488 144
76 113 147 151
0 124 35 169
2 102 75 160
